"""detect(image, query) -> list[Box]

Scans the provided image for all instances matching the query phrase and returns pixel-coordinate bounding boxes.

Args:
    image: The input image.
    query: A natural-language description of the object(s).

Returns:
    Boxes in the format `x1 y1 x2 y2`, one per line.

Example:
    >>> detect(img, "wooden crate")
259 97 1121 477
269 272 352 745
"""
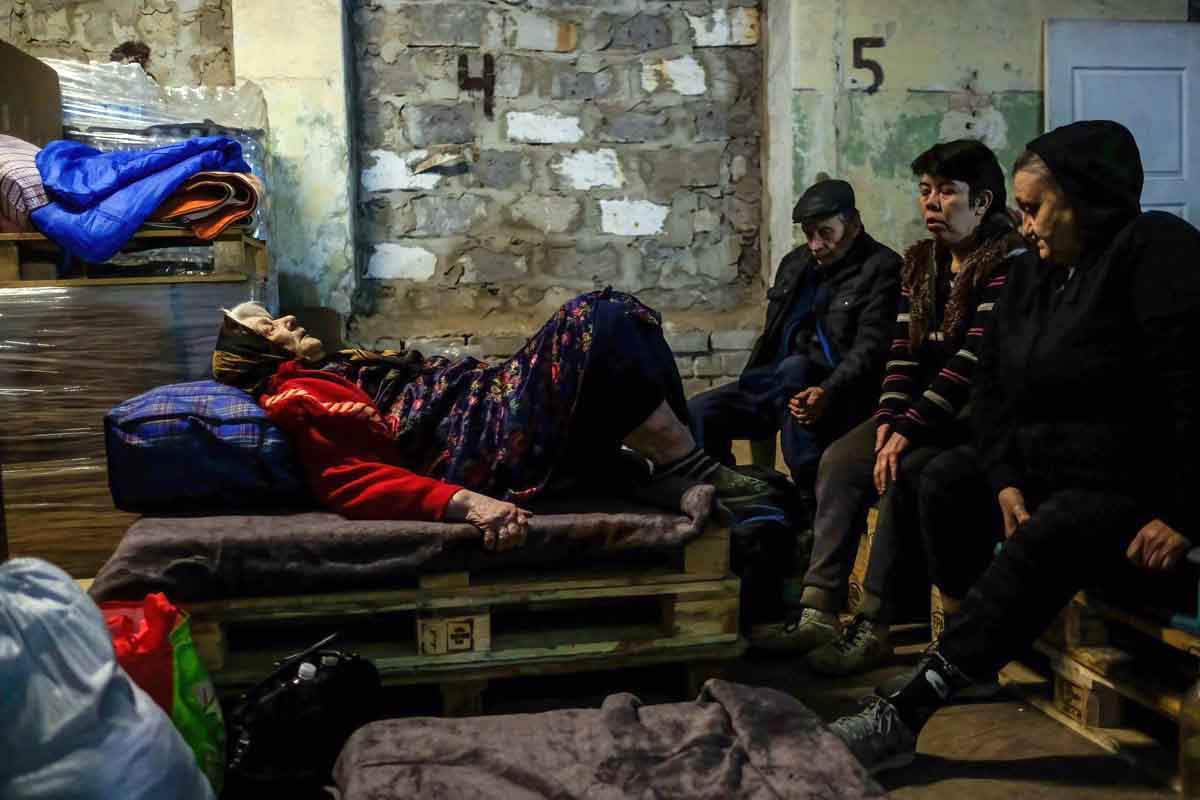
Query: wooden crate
179 519 744 716
1001 592 1200 792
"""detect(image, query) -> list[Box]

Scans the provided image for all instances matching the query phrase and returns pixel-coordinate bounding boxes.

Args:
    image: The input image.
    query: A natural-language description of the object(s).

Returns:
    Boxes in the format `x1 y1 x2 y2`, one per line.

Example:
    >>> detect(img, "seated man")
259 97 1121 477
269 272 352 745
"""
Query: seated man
689 179 902 496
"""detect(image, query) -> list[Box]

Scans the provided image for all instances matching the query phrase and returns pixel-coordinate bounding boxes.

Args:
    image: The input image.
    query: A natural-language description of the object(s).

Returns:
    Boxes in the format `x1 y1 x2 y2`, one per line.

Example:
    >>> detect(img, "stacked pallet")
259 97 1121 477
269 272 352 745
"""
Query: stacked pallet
152 520 744 716
0 231 264 576
1001 593 1199 791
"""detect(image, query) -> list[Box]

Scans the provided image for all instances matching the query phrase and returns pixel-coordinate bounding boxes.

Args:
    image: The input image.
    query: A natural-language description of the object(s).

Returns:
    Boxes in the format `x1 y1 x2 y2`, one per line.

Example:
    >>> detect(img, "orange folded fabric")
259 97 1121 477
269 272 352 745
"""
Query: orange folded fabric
150 171 264 239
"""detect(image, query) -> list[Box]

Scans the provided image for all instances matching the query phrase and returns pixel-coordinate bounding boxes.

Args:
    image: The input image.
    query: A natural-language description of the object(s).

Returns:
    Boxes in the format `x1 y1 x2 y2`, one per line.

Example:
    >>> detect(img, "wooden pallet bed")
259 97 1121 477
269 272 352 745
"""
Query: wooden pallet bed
113 516 745 716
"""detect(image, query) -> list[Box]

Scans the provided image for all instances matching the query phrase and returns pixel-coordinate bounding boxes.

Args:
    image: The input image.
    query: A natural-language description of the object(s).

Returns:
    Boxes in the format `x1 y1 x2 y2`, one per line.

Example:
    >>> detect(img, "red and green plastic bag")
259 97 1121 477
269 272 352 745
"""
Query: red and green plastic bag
102 593 226 793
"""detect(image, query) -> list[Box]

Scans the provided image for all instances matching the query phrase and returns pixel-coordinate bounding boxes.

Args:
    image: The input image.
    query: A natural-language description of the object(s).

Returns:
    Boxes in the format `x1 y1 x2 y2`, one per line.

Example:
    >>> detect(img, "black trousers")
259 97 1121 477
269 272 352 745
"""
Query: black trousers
920 446 1191 679
566 299 690 473
801 418 953 621
915 445 1002 600
688 356 854 489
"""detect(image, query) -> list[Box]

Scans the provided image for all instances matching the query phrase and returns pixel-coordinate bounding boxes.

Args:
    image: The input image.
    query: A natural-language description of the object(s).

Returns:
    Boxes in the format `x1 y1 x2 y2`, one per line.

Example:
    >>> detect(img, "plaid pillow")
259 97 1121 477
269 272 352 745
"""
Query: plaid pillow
0 134 48 230
105 380 310 513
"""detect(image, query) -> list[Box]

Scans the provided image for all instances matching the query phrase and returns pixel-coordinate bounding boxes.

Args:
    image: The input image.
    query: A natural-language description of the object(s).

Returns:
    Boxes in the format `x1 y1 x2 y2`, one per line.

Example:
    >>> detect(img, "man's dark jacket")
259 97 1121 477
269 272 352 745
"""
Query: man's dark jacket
746 230 902 416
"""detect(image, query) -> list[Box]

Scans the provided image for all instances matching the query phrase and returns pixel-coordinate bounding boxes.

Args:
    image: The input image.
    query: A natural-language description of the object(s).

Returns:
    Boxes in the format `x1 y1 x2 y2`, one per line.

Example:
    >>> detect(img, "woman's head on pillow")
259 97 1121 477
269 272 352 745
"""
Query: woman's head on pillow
211 302 326 394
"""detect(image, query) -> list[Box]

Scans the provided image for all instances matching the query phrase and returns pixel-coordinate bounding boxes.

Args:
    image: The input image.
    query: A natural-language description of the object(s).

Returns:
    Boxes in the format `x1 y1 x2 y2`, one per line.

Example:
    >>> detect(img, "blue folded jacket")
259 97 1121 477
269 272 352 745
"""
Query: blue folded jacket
32 137 251 263
105 380 310 514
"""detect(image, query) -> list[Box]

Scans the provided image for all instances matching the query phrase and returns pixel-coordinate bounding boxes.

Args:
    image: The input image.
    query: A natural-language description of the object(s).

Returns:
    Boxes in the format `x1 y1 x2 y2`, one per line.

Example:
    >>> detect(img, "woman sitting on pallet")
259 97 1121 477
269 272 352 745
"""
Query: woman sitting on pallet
765 140 1035 672
211 290 770 551
829 120 1200 776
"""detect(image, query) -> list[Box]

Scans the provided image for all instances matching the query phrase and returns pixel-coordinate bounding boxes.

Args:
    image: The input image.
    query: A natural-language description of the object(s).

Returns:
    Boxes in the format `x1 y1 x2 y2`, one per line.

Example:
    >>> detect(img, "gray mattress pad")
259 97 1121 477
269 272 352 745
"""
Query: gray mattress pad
88 485 716 603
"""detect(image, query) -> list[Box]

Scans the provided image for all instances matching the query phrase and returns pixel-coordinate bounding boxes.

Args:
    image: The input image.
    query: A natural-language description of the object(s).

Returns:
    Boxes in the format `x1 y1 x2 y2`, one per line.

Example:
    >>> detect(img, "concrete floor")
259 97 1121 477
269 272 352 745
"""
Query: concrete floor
737 642 1173 800
448 628 1175 799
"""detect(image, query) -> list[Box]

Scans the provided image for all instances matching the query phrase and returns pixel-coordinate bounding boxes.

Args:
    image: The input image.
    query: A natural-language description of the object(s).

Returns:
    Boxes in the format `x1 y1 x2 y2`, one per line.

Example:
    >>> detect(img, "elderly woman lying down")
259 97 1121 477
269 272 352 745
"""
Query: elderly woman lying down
212 290 769 551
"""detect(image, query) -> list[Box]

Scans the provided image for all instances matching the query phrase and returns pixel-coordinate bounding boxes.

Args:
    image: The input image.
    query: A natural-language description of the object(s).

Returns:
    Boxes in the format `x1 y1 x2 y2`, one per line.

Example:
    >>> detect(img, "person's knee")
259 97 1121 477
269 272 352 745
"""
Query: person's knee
814 431 866 485
918 449 976 508
687 389 722 425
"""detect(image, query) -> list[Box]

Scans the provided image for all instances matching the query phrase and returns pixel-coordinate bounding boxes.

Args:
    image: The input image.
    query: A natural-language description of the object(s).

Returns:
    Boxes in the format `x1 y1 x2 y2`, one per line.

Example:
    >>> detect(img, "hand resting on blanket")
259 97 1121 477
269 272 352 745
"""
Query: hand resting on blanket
444 489 531 551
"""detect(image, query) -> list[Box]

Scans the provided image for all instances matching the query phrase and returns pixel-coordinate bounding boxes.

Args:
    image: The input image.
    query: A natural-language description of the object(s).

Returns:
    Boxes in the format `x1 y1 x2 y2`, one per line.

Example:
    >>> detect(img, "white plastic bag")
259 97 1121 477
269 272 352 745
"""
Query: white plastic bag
0 558 215 800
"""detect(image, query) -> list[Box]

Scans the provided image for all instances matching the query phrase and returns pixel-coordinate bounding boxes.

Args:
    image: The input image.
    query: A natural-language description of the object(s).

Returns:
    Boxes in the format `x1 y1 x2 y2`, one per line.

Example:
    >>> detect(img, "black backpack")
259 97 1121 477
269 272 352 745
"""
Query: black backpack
225 633 382 795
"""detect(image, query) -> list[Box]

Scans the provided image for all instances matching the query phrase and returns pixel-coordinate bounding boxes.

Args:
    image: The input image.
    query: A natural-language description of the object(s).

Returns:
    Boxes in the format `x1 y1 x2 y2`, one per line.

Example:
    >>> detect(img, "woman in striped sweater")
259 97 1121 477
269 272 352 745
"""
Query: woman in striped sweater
778 140 1035 675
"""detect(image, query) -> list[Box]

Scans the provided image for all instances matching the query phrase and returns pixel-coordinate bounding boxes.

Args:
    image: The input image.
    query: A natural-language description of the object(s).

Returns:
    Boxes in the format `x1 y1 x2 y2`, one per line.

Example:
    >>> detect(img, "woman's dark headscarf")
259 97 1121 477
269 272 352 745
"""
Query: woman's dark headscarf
211 309 430 403
1022 120 1143 256
211 312 294 396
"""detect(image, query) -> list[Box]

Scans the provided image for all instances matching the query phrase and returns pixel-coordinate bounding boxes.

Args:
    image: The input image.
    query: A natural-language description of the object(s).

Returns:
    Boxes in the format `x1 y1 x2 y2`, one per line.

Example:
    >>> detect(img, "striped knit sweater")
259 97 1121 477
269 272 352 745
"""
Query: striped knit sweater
875 230 1028 444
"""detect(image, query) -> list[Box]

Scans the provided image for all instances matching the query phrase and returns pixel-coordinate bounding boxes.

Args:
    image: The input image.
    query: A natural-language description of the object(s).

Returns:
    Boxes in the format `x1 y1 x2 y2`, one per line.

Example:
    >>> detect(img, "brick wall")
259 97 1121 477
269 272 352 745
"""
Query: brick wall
348 0 765 360
389 323 764 401
2 0 233 86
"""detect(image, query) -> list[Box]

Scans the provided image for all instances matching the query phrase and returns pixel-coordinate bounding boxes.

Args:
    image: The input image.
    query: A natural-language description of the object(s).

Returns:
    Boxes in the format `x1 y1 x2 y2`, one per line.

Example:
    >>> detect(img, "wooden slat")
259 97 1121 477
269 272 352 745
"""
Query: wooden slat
1079 592 1200 658
249 238 269 283
0 272 248 289
668 586 740 639
213 627 745 688
0 241 19 281
419 572 470 590
186 576 739 624
1044 598 1109 649
847 507 879 614
0 229 253 242
212 238 248 278
683 518 730 575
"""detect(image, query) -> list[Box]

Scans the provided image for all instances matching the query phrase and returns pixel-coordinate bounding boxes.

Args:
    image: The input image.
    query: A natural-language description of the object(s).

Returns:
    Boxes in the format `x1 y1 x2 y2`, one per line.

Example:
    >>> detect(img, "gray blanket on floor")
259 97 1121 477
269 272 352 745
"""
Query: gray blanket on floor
334 679 884 800
88 485 716 603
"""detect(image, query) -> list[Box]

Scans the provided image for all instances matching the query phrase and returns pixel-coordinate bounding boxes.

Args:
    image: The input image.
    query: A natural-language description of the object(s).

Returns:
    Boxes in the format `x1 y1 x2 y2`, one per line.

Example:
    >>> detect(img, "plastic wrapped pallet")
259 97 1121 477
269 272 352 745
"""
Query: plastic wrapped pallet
0 278 254 577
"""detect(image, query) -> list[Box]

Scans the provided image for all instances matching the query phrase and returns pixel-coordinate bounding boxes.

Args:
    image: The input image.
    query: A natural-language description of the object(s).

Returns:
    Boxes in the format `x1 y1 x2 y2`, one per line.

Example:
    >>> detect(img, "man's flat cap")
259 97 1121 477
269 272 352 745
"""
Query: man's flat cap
792 179 856 224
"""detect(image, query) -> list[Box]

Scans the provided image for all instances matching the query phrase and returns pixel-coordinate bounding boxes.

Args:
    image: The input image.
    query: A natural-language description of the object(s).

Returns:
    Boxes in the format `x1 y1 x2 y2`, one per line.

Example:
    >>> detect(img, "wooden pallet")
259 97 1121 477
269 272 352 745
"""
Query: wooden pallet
182 520 744 716
0 228 266 288
1001 592 1200 792
846 508 879 614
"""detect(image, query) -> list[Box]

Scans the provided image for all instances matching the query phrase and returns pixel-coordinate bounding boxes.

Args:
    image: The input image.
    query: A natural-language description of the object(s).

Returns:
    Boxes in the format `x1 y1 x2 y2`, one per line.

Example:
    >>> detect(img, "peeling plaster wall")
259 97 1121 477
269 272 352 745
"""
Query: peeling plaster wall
350 0 767 393
790 0 1188 254
232 0 357 315
0 0 233 86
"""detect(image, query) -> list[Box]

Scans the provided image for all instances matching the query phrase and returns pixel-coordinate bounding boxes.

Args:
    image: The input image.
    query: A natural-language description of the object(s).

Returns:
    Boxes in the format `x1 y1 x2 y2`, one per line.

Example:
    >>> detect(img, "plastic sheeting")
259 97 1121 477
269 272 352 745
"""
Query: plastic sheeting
0 558 215 800
0 278 254 577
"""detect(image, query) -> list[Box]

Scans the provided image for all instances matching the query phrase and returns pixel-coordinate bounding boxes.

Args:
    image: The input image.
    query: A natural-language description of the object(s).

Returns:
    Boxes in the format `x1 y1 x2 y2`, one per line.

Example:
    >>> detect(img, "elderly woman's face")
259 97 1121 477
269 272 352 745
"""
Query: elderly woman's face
1013 169 1081 266
917 174 988 245
240 306 326 361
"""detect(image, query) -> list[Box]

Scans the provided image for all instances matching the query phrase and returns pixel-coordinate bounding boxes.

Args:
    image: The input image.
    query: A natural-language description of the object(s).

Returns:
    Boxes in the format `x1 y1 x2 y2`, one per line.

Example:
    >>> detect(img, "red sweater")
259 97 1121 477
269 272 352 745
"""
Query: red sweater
260 361 463 521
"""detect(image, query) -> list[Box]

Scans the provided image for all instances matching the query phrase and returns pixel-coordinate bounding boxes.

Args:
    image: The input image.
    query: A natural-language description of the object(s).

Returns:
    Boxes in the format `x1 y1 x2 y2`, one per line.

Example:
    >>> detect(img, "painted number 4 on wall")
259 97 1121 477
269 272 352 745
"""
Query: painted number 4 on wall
852 37 885 94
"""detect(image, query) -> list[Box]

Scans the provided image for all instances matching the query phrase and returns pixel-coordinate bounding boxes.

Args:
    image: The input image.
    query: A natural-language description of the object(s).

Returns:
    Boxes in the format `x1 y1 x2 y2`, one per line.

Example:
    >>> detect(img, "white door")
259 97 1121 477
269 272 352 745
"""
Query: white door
1046 19 1200 226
